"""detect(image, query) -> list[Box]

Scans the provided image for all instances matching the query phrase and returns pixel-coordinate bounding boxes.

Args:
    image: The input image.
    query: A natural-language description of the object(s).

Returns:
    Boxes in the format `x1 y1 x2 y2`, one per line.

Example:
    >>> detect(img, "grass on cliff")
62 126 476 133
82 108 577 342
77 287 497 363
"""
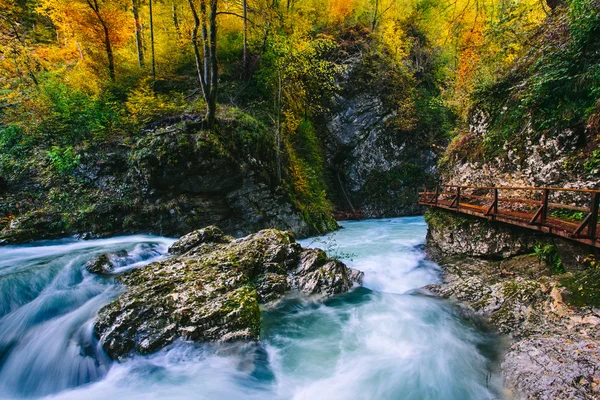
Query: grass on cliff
443 0 600 167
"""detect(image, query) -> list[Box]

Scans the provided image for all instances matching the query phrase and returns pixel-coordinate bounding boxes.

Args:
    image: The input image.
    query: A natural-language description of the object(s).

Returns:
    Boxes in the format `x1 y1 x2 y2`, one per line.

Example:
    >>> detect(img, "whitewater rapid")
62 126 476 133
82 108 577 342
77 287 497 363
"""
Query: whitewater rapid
0 218 502 399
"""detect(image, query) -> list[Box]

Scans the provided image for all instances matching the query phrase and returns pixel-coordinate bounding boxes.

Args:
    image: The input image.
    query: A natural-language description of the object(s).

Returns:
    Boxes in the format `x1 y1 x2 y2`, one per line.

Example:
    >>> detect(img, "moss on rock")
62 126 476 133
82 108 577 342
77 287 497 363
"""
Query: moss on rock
94 226 363 359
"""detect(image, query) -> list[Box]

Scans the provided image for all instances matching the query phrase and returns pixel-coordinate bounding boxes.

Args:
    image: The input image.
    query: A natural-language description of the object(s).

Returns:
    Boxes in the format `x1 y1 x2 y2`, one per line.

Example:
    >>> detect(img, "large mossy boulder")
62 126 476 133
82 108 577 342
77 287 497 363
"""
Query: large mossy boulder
95 226 363 359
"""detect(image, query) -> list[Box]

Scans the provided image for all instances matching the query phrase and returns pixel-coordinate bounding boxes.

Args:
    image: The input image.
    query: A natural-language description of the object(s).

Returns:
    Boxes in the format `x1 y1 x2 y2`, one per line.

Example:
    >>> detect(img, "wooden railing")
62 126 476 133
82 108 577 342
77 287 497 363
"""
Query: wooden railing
418 185 600 248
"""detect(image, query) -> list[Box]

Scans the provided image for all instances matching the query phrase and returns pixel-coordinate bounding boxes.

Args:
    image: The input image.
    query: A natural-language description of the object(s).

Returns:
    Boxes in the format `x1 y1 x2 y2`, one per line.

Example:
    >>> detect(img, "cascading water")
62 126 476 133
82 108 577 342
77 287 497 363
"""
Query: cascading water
0 217 502 400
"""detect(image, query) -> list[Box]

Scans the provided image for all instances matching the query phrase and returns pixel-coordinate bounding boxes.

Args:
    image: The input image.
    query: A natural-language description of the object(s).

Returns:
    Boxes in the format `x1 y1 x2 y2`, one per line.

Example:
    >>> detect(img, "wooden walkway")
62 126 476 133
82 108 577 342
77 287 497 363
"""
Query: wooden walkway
418 185 600 248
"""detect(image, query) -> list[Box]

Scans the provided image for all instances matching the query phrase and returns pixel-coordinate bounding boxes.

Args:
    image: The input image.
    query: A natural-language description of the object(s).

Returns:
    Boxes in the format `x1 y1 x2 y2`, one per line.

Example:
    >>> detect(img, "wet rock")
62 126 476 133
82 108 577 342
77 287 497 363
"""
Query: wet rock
428 253 600 399
425 209 538 259
502 334 600 400
95 226 363 359
324 57 437 218
85 254 115 274
168 225 231 255
294 249 360 296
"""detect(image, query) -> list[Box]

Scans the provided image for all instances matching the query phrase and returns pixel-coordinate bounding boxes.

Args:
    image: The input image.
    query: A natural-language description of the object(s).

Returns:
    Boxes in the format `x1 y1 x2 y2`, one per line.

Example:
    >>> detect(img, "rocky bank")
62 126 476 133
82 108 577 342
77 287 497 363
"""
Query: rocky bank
426 209 600 399
94 226 363 359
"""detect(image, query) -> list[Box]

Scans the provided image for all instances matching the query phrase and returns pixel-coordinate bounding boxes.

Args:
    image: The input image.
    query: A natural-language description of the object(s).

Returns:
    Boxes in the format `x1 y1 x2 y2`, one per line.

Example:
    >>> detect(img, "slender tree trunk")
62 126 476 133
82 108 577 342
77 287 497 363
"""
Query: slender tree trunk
132 0 144 67
242 0 248 78
188 0 219 128
372 0 379 31
276 69 282 183
206 0 219 128
86 0 115 80
172 1 181 39
200 0 210 90
149 0 156 79
187 0 207 101
102 22 116 80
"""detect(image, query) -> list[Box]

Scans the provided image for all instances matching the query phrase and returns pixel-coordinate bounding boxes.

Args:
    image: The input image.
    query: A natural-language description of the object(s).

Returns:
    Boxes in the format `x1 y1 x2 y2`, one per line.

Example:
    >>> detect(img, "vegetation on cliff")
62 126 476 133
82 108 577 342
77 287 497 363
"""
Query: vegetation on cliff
443 0 600 169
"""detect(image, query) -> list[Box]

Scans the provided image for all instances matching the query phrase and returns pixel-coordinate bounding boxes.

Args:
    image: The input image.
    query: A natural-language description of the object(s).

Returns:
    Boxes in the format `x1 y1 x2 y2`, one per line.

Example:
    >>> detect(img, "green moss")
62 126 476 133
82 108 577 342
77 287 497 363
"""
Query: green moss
560 267 600 307
424 209 471 231
501 280 539 300
223 285 261 336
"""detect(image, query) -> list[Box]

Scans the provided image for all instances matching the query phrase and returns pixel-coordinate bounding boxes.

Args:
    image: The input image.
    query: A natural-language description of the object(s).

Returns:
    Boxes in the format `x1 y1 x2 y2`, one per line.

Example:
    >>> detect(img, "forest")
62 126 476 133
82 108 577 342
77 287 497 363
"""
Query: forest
4 0 598 241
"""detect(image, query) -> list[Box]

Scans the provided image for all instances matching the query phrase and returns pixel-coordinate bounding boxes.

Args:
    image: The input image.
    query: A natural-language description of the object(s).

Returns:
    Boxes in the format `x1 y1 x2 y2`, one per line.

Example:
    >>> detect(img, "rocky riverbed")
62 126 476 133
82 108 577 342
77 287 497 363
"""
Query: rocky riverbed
94 226 363 359
426 210 600 399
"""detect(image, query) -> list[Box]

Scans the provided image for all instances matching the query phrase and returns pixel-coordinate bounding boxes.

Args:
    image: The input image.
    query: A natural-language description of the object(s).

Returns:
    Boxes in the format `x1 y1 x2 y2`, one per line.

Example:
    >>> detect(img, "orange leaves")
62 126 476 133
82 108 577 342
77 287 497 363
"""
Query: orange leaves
329 0 354 23
37 0 131 76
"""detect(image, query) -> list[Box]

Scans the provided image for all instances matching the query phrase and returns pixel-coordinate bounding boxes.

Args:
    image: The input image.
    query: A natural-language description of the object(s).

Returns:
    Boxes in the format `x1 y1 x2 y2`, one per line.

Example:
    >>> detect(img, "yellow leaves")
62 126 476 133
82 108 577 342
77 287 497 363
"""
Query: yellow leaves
329 0 354 23
126 81 190 123
379 18 409 64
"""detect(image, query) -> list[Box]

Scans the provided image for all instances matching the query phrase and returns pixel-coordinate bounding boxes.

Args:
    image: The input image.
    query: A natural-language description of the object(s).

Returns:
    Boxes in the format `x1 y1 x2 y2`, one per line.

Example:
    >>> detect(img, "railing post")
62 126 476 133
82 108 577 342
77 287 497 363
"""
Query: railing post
541 189 549 225
487 188 499 218
589 192 599 239
494 188 499 214
456 187 461 208
434 186 439 205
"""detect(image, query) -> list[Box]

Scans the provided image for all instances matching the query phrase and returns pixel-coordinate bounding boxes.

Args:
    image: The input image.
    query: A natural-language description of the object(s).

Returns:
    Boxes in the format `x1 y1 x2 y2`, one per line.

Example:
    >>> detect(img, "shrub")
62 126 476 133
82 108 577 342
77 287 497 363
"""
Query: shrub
584 148 600 172
37 74 124 143
533 242 565 274
47 146 80 176
126 83 196 124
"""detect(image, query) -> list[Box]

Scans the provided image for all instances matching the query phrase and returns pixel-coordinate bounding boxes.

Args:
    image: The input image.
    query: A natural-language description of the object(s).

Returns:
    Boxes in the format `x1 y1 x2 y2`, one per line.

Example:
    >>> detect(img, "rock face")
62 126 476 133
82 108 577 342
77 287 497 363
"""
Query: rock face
425 209 538 259
428 254 600 400
0 117 315 244
442 112 600 206
426 209 600 399
323 49 444 219
95 226 363 359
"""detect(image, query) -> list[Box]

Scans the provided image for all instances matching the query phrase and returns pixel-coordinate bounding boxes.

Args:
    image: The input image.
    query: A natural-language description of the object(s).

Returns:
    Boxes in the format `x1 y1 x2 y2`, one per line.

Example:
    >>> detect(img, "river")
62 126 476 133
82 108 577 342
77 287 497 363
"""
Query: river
0 217 502 399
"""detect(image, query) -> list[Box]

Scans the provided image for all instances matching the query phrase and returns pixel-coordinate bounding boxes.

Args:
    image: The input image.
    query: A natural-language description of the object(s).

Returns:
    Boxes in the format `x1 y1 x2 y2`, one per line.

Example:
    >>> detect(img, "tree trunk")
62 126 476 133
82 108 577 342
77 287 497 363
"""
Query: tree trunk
149 0 156 79
206 0 219 128
188 0 219 129
187 0 207 100
132 0 144 67
172 1 181 39
276 69 282 184
86 0 115 80
372 0 379 31
242 0 248 78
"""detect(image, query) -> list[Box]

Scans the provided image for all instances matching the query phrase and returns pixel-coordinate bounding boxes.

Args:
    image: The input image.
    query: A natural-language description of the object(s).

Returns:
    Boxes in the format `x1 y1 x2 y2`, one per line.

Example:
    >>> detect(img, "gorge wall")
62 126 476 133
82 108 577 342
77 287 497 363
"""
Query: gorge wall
0 113 315 244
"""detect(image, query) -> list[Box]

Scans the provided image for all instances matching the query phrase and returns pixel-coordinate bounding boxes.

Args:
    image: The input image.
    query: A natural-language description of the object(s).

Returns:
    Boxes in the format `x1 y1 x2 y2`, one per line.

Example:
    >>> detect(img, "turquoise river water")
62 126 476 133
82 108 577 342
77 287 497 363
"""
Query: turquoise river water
0 217 502 399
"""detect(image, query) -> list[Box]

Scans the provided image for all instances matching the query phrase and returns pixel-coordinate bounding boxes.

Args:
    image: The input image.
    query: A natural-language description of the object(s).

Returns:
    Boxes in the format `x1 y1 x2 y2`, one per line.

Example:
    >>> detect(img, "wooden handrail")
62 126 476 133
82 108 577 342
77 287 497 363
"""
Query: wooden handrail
440 185 600 194
418 184 600 248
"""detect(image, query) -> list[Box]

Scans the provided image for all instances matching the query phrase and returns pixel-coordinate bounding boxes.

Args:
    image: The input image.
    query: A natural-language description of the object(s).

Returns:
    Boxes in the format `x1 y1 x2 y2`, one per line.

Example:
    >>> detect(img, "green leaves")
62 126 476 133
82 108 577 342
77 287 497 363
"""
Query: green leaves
46 146 80 176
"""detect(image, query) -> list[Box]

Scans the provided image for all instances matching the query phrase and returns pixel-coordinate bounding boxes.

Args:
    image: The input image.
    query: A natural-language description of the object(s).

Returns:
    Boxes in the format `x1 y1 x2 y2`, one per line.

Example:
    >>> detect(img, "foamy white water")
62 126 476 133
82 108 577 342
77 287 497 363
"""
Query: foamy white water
0 218 502 399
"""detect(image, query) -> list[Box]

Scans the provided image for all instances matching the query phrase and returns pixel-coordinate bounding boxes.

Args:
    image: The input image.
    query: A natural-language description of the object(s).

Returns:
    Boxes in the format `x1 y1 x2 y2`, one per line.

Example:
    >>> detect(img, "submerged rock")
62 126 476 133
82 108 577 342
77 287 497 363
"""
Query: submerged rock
85 254 116 274
95 226 363 359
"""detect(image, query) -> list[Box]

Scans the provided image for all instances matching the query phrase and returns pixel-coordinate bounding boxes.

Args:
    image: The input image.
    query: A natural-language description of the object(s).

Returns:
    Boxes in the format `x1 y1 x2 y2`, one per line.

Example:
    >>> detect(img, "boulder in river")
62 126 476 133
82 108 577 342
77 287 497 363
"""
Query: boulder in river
85 254 116 274
94 226 363 359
